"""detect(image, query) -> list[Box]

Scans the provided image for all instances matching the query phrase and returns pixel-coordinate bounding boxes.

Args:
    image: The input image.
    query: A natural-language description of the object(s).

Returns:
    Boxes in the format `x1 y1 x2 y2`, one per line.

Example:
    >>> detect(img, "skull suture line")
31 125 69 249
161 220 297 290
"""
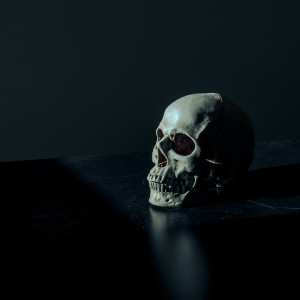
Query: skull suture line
147 93 255 207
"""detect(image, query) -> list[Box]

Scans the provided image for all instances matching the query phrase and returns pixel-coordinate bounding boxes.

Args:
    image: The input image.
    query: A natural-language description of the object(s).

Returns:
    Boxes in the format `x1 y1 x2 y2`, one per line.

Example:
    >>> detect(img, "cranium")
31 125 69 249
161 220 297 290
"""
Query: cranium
147 93 255 207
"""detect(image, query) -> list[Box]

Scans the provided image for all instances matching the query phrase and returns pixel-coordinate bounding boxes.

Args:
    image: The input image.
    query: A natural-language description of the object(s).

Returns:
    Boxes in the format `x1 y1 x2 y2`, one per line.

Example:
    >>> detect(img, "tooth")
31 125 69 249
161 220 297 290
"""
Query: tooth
175 185 179 193
184 179 188 185
160 176 165 183
160 184 163 192
169 179 173 184
181 172 188 180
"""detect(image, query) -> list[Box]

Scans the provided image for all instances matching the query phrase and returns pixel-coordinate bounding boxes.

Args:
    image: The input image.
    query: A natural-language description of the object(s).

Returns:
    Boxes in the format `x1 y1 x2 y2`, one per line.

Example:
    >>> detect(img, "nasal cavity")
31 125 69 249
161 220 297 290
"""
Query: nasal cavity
157 148 167 167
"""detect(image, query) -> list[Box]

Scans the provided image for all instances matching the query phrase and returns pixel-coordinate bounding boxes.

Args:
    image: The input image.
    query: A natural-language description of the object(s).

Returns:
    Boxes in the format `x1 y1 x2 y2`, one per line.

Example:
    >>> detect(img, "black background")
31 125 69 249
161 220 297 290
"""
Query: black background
0 0 299 162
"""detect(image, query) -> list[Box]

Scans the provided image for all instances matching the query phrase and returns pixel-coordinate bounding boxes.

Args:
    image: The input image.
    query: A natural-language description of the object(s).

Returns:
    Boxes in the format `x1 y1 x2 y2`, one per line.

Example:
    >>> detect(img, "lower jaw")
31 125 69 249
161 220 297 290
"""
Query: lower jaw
149 188 189 207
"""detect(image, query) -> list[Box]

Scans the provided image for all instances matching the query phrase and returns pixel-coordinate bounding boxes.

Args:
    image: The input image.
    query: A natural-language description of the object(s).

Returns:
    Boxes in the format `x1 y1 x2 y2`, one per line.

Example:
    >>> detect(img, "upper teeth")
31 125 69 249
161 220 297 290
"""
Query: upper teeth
147 174 192 194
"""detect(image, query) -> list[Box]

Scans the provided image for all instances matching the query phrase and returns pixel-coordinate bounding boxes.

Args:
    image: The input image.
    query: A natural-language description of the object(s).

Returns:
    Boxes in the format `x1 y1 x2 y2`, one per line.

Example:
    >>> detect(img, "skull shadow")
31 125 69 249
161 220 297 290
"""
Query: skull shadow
182 164 300 207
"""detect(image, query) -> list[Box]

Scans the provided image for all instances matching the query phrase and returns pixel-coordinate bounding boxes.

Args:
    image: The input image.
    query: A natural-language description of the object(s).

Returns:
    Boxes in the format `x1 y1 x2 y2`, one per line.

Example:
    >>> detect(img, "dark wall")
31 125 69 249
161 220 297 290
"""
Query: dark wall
0 0 299 162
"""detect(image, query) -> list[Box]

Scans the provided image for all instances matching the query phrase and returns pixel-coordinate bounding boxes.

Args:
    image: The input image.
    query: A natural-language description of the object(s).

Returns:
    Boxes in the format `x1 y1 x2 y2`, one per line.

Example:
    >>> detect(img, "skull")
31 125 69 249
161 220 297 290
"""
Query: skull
147 93 255 207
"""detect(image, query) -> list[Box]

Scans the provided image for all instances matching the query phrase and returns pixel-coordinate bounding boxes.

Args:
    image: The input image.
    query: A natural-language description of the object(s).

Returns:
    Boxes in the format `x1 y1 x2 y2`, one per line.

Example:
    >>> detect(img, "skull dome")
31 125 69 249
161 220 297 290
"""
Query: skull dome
147 93 255 207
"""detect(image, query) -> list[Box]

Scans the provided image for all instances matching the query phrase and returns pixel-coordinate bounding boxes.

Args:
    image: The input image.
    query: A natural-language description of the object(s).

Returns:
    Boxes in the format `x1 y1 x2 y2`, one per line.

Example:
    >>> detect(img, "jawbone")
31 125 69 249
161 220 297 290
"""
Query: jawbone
147 174 199 207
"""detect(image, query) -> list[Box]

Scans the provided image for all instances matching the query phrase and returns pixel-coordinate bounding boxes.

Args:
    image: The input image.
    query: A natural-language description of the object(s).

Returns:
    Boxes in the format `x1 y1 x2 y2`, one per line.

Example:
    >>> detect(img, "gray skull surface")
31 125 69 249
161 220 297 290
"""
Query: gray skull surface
147 93 255 207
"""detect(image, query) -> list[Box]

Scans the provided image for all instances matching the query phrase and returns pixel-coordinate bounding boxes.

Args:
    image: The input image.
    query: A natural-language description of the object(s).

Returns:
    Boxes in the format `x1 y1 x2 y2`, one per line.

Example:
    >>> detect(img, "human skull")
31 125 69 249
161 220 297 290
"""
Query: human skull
147 93 255 207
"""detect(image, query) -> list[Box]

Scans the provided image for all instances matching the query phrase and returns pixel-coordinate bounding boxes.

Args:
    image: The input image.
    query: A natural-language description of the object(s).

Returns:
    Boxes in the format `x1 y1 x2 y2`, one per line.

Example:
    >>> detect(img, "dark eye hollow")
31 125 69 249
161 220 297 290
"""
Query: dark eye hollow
156 128 164 141
172 133 195 156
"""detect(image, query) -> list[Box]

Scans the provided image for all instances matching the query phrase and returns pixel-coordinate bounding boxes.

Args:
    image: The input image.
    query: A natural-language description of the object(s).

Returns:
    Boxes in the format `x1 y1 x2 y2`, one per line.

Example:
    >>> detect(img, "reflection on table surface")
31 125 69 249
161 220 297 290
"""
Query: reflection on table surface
149 206 211 300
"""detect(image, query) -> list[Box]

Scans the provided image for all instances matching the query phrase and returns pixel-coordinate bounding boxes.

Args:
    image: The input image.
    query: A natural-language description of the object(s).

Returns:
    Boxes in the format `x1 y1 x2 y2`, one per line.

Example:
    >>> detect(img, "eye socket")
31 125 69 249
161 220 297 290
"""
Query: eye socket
172 133 195 156
156 128 164 141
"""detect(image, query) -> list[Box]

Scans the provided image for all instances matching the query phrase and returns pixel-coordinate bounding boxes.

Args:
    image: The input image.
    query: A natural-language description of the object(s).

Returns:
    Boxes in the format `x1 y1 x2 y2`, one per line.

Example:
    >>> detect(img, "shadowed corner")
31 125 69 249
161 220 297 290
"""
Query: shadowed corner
0 157 160 298
0 159 133 242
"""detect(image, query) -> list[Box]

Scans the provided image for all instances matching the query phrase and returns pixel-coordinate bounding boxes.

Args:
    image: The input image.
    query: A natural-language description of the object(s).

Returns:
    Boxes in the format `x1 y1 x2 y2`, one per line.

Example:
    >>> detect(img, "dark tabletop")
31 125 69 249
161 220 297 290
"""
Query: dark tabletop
1 140 300 299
